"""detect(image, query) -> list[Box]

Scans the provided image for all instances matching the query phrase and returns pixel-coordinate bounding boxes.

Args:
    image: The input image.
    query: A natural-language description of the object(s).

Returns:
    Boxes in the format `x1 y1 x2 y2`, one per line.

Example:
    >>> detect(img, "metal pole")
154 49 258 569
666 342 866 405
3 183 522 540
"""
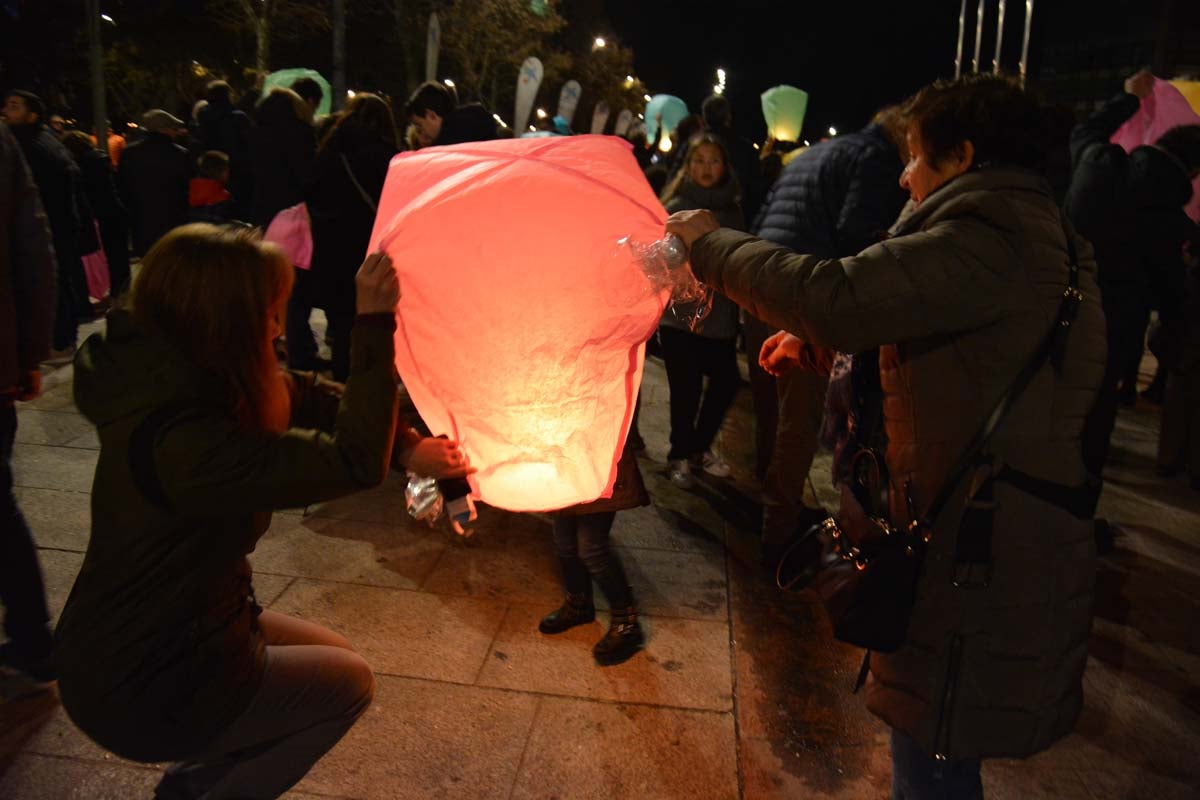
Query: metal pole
86 0 108 158
1019 0 1035 87
332 0 345 111
973 0 986 73
955 0 967 78
993 0 1007 73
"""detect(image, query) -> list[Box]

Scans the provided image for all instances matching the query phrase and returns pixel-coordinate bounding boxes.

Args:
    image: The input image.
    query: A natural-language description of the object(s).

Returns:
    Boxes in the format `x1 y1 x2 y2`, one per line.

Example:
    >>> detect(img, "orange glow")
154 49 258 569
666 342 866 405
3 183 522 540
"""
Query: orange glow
370 136 668 511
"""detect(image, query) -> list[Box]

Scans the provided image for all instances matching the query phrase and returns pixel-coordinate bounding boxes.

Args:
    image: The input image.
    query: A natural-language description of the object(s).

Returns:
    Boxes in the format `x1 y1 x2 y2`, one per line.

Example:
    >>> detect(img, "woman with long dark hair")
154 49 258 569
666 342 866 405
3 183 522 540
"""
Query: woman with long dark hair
308 93 400 381
54 224 470 799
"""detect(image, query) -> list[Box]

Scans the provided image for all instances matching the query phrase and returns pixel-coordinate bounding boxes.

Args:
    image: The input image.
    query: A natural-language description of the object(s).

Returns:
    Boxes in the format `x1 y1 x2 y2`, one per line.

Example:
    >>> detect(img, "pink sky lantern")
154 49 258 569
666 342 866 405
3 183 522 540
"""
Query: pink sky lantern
369 135 668 512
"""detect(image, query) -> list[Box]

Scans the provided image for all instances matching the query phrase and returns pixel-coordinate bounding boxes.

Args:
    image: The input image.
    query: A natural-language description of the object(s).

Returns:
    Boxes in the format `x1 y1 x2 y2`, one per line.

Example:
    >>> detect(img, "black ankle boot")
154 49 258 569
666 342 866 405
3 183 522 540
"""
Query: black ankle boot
539 592 596 633
593 607 644 665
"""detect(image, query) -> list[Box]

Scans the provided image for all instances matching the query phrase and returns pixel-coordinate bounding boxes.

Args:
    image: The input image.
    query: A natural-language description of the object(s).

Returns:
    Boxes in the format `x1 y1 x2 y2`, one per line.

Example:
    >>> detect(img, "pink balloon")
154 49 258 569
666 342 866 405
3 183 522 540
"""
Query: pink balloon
369 135 667 512
1111 78 1200 222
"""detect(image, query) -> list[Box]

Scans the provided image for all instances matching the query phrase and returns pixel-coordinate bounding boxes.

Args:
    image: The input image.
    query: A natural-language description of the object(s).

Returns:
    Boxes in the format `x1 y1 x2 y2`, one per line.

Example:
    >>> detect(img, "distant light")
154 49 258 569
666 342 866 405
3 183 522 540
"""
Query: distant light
643 94 652 103
529 125 536 132
535 108 547 119
100 13 114 23
443 78 455 88
625 75 634 83
658 137 672 154
828 126 837 136
713 84 724 95
593 36 606 49
637 113 644 120
753 143 759 150
803 140 810 146
717 68 726 83
493 113 505 126
347 90 356 98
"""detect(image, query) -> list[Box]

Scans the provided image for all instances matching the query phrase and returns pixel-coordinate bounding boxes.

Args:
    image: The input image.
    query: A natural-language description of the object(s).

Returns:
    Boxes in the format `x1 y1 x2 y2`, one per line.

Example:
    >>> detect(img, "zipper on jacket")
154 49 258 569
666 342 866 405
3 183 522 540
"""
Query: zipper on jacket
933 634 964 760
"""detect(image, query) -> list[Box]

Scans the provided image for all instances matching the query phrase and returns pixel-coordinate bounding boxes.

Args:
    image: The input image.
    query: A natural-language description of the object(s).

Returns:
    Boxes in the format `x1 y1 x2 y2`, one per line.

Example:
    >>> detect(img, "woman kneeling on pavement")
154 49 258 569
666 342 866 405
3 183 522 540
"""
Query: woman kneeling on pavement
54 224 472 800
667 75 1106 798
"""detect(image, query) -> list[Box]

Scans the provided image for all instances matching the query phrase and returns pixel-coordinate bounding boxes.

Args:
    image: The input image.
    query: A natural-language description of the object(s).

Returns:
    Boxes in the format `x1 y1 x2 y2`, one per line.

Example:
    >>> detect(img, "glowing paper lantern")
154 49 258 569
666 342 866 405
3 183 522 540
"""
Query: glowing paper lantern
1111 78 1200 222
369 136 668 512
1169 80 1200 116
761 85 809 143
644 94 688 143
262 68 331 118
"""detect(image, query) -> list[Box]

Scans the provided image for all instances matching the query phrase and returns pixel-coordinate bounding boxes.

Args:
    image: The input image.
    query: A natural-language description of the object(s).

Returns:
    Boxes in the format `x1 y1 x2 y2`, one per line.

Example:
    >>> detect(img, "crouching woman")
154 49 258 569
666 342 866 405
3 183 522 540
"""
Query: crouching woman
54 224 471 800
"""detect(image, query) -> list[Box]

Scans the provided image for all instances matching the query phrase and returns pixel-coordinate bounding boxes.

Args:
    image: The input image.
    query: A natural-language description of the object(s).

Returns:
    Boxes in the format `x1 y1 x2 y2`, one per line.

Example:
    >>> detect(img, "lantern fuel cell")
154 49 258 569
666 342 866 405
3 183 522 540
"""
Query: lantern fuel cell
439 475 477 537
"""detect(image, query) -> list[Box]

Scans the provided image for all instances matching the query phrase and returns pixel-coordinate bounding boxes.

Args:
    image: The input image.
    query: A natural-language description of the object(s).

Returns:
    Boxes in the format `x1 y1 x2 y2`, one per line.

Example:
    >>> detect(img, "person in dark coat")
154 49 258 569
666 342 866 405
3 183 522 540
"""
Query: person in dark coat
54 225 472 798
196 80 254 220
61 130 132 298
405 81 499 148
1064 69 1200 547
252 87 321 371
307 93 399 381
747 105 908 563
118 109 190 258
0 120 59 689
701 94 766 223
3 90 91 353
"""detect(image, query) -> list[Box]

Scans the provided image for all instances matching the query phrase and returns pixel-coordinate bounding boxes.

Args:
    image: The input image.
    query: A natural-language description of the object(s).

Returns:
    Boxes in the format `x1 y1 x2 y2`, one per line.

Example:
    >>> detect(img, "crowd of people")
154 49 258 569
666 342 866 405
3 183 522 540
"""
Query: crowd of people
1 65 1198 799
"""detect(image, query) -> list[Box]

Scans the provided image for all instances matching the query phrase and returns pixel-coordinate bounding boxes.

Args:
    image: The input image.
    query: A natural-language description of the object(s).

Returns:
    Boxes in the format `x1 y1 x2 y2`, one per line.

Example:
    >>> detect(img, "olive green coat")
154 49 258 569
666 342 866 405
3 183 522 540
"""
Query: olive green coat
689 167 1106 759
54 312 416 762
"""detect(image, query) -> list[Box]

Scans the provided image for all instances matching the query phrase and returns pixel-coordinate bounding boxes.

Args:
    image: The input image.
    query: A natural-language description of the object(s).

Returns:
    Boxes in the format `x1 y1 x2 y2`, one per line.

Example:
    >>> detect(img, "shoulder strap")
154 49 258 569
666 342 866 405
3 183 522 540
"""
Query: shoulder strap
919 212 1082 530
339 154 378 214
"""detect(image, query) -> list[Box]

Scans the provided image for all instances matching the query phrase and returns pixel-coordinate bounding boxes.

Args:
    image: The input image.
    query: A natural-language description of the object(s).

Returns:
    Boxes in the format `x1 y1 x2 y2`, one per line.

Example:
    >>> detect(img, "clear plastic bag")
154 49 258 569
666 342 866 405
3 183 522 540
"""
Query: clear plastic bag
405 473 443 525
620 233 714 331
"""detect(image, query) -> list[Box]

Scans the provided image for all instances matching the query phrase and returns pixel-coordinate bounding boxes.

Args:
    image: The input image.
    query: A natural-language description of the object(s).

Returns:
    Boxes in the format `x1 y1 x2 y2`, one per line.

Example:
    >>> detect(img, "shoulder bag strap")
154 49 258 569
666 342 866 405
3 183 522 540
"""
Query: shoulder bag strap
339 153 378 214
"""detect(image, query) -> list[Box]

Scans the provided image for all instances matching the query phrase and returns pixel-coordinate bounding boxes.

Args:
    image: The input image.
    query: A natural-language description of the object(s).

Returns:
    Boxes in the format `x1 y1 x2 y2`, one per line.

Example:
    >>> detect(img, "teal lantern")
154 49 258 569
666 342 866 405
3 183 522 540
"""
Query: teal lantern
760 85 808 143
262 68 332 118
644 94 688 143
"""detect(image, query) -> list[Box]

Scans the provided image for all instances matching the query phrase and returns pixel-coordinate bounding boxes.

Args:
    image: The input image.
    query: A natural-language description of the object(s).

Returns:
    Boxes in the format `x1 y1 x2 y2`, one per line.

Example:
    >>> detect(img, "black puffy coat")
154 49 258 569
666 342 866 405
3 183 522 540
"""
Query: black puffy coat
753 123 906 259
249 115 315 227
434 103 499 146
118 132 189 256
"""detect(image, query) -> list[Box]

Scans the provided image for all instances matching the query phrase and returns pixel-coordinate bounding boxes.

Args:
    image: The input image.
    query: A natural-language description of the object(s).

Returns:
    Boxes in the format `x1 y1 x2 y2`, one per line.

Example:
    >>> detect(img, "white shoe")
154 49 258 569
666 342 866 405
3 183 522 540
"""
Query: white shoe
701 450 732 478
668 459 694 488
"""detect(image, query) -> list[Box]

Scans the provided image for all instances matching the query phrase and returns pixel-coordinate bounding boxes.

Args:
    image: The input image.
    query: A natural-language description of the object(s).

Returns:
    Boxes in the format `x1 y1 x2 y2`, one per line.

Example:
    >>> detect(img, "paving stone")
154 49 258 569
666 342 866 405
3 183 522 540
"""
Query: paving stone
38 548 85 624
0 752 160 799
10 443 97 493
739 738 890 800
12 410 96 448
476 603 733 711
294 675 538 800
979 763 1092 800
268 579 506 685
609 502 726 555
419 519 562 606
251 513 447 591
509 696 738 800
1077 766 1199 800
15 486 92 552
22 381 78 412
608 545 728 621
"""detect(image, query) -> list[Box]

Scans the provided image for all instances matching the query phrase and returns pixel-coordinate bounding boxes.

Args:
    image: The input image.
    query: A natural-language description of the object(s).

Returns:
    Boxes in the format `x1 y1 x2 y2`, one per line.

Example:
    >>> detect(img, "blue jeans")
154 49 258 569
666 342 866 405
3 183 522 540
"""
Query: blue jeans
891 727 983 800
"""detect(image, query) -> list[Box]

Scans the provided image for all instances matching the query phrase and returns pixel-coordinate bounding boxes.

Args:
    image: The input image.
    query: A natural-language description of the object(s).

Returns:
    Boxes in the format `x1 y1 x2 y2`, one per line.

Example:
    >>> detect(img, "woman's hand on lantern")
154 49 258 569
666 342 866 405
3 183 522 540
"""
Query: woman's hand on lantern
355 251 401 314
665 209 720 251
759 330 804 376
404 437 475 479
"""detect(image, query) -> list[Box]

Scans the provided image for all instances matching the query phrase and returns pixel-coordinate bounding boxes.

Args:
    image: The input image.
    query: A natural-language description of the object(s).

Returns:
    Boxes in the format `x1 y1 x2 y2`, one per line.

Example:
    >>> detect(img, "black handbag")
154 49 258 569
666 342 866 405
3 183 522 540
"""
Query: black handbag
777 218 1084 654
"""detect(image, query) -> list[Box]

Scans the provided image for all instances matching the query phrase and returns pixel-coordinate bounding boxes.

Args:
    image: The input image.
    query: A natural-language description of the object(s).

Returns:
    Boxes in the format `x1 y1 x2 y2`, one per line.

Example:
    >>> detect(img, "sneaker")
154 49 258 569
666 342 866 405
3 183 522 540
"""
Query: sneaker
700 450 732 478
668 458 694 488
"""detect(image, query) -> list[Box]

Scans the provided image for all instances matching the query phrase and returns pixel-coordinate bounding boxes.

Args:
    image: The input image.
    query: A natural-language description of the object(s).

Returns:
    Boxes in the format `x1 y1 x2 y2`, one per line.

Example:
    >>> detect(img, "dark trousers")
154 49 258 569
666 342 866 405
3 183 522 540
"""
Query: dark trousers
99 215 131 298
1081 296 1147 515
890 728 983 800
325 310 355 383
154 610 374 800
743 314 778 481
1158 369 1200 478
658 326 740 462
286 268 319 371
552 511 634 609
0 401 53 660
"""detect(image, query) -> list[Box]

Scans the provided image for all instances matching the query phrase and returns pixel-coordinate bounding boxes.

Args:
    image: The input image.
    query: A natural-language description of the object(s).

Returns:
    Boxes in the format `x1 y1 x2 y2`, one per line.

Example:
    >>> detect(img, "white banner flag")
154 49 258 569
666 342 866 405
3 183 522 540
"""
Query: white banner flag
613 109 633 137
425 13 440 83
514 57 544 134
556 80 582 127
590 100 610 135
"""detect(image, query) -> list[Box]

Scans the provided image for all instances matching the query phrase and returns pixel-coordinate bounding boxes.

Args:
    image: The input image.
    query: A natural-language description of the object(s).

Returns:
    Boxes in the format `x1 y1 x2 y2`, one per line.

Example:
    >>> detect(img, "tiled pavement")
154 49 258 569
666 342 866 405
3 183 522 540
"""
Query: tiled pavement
1 314 1197 799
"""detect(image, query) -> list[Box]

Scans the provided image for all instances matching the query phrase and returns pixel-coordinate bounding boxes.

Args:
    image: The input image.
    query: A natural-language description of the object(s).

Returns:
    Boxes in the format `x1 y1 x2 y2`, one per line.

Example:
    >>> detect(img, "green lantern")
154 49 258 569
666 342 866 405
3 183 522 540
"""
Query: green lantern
262 68 332 118
760 85 808 143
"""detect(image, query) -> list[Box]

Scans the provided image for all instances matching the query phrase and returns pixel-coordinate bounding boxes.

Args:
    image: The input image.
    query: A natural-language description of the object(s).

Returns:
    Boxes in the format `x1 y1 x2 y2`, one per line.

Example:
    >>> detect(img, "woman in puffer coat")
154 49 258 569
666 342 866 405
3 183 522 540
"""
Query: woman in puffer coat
666 75 1106 798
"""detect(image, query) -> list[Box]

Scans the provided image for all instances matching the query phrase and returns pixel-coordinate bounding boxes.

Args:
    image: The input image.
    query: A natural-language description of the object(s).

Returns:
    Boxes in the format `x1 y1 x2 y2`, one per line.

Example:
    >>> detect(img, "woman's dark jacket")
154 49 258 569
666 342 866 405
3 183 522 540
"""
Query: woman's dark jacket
308 127 396 314
54 311 417 762
249 114 316 227
117 132 189 256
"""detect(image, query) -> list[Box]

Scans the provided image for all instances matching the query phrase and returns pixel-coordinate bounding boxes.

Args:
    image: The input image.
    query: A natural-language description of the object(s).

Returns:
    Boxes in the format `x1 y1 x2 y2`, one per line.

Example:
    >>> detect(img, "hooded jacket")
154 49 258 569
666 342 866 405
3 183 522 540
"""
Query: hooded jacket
688 165 1106 759
54 311 414 762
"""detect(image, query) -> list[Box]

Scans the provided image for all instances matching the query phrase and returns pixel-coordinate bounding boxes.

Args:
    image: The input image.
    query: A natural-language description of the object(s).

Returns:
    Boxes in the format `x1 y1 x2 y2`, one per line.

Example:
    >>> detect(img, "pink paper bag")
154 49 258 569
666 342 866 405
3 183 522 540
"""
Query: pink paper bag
1111 78 1200 222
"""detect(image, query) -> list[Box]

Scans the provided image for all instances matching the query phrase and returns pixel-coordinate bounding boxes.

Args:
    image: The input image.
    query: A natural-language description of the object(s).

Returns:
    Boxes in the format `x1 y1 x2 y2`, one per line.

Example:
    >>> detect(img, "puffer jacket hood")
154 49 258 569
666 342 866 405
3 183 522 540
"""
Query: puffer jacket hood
74 309 216 430
1128 144 1194 210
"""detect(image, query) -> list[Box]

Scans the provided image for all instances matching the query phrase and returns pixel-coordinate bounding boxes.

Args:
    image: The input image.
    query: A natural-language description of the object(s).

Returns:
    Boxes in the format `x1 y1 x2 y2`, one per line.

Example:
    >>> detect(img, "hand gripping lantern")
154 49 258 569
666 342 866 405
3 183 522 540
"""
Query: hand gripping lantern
370 135 670 512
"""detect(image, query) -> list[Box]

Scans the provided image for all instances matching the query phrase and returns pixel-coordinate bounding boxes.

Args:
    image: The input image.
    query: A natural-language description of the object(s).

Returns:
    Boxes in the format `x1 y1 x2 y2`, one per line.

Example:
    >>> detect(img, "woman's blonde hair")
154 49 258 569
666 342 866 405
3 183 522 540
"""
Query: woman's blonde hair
132 224 294 434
